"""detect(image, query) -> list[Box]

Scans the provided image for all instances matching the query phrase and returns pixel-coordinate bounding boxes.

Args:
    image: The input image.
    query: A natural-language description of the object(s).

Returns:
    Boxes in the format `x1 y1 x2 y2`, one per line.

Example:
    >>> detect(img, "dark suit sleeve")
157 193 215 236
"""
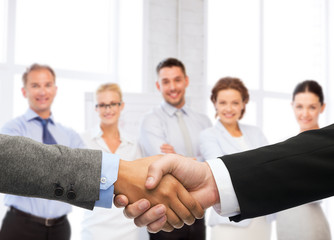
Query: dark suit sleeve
0 134 102 210
220 124 334 222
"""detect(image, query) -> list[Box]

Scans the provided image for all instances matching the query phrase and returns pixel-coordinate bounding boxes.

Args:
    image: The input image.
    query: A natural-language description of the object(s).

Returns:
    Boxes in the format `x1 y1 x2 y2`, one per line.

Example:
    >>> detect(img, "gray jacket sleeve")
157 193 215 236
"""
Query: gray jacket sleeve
0 134 102 210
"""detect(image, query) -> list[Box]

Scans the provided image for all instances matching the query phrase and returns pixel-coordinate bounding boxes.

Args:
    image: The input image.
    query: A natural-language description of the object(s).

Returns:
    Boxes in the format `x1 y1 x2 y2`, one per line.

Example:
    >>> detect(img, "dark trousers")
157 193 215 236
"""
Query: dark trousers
0 209 71 240
150 218 205 240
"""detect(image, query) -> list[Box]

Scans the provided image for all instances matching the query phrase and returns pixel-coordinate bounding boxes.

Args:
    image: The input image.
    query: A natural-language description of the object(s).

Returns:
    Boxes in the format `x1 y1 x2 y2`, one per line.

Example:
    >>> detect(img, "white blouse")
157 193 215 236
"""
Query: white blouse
80 125 147 240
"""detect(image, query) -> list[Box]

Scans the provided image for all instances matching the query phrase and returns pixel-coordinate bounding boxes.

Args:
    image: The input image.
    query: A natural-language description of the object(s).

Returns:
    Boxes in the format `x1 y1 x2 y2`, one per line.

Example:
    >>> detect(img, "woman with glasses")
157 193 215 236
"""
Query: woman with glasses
276 80 331 240
80 83 146 240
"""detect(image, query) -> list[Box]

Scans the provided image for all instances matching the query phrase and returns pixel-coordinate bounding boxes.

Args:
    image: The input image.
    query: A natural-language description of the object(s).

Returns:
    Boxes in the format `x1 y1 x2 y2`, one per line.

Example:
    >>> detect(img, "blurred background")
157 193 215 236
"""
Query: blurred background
0 0 333 239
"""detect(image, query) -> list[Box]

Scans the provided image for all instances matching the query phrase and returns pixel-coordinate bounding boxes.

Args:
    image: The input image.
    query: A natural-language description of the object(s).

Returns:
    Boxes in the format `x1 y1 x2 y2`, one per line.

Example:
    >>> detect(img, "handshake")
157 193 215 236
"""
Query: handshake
113 154 220 233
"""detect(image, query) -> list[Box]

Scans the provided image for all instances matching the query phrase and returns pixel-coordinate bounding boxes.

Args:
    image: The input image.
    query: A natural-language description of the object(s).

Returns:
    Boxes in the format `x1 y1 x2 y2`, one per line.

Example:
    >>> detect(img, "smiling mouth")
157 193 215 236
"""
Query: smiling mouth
168 93 179 99
300 119 312 123
36 98 49 103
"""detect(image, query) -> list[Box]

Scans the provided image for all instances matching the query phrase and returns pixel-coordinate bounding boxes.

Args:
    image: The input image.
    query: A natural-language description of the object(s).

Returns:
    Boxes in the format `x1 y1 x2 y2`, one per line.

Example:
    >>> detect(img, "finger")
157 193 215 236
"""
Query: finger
147 219 173 233
177 187 204 220
161 222 174 232
146 155 178 189
161 149 173 154
113 194 129 208
166 208 184 229
123 199 151 219
133 204 166 227
169 197 195 226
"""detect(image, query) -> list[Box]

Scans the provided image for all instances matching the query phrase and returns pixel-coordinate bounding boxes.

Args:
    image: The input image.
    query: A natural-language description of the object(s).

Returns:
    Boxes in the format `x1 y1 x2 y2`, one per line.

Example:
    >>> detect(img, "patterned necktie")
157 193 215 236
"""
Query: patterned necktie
36 117 57 145
175 110 193 157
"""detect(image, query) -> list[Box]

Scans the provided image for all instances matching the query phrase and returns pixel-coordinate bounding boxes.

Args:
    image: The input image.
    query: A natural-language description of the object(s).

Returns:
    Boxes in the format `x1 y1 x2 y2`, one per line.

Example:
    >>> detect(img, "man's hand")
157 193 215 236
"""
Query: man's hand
115 154 220 232
160 144 176 154
145 154 219 209
114 155 204 231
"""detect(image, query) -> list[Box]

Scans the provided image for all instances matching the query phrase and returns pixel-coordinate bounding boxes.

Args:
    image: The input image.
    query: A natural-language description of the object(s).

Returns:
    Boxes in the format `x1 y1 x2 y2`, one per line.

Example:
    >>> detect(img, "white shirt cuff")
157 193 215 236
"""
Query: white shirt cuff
206 158 240 216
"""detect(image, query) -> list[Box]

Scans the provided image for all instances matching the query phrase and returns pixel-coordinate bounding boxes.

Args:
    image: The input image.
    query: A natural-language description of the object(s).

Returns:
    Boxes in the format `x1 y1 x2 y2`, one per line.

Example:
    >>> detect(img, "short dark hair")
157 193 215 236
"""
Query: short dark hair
156 58 187 76
22 63 56 86
292 80 324 105
211 77 249 119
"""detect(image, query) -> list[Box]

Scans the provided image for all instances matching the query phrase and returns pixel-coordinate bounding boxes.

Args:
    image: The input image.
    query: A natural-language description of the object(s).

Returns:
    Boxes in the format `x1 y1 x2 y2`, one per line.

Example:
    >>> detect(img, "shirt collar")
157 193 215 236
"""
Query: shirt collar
91 124 134 145
161 101 189 117
24 108 55 125
215 119 245 134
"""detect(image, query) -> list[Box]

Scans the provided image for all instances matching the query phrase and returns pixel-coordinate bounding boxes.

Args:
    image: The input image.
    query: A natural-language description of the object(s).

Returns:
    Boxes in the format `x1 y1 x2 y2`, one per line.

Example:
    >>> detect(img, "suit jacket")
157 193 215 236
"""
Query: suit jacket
0 134 102 210
221 124 334 222
200 121 268 226
200 121 268 159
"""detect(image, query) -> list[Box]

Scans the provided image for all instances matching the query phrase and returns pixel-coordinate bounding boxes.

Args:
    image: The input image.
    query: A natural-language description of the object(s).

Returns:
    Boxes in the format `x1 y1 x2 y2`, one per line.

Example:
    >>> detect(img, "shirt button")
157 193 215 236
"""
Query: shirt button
101 177 107 184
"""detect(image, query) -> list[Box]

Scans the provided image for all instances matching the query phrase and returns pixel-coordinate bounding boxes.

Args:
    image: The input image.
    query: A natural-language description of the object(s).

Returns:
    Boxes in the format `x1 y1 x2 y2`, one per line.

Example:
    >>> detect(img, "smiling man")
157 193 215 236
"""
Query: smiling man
0 64 85 240
138 58 212 240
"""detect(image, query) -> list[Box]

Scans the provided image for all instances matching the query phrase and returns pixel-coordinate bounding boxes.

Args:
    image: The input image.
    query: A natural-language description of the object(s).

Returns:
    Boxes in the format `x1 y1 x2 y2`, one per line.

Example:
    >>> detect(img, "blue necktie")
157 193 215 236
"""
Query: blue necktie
36 117 57 145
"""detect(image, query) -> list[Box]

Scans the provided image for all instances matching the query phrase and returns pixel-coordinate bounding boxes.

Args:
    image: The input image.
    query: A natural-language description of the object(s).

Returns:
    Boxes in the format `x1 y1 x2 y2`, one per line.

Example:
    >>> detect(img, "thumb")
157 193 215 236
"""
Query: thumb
145 154 178 189
114 194 129 208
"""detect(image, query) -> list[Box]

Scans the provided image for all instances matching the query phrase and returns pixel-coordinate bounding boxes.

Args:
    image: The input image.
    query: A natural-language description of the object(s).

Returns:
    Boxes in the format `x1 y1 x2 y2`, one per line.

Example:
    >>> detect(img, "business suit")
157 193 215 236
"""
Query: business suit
200 121 271 240
0 134 101 210
221 123 334 222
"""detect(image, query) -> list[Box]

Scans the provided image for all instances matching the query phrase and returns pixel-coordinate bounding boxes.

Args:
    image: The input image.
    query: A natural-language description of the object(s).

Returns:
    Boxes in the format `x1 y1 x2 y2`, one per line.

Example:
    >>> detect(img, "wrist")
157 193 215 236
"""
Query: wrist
114 160 130 195
203 162 220 207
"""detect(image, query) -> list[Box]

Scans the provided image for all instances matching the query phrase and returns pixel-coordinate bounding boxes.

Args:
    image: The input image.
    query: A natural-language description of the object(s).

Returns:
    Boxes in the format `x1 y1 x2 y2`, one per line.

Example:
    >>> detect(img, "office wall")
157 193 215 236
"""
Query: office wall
143 0 208 113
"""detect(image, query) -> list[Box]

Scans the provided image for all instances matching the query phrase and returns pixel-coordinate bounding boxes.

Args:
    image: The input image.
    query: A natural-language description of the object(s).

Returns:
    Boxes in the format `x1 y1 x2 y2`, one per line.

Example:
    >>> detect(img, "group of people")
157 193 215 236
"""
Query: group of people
0 57 331 240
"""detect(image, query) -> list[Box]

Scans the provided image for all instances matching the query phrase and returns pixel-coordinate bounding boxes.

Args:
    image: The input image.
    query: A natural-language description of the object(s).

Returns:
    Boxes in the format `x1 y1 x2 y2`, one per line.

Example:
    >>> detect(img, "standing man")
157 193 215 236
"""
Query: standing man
139 58 212 240
0 64 85 240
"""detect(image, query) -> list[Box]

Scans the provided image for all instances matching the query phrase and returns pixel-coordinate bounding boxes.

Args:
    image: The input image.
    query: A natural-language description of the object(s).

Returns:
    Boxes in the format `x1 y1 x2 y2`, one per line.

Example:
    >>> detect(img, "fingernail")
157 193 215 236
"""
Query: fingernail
155 205 165 215
146 177 154 186
138 200 149 210
116 198 125 205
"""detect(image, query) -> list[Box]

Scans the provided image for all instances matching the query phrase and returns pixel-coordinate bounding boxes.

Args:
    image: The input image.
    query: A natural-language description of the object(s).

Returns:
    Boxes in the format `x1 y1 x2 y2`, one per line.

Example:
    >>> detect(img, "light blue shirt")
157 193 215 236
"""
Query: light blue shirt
139 101 212 161
96 152 119 208
1 108 117 217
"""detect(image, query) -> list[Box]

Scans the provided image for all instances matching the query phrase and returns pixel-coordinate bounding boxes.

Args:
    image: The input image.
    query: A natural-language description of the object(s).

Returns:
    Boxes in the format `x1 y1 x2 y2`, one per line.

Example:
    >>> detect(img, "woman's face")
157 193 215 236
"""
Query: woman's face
96 90 124 126
292 92 325 132
214 89 245 126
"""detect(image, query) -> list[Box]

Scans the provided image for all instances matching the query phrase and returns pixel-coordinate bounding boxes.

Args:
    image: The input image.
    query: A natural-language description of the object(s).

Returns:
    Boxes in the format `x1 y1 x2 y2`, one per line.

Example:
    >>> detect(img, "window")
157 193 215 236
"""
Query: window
1 0 143 133
0 0 6 63
207 0 329 143
207 0 260 90
262 0 326 93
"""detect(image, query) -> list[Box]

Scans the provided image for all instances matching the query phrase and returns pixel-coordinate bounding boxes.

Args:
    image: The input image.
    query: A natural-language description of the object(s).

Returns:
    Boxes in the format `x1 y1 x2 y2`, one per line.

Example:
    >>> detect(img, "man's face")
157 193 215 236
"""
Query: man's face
22 69 57 118
156 66 189 109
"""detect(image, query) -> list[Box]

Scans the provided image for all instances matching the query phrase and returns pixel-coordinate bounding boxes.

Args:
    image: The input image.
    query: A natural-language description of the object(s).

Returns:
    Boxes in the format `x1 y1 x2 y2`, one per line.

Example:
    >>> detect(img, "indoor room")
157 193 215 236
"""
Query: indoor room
0 0 333 240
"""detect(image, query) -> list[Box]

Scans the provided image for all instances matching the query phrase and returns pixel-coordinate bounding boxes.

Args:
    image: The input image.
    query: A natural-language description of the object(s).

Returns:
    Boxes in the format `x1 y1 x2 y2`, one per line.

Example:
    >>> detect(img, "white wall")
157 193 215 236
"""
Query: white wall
143 0 208 113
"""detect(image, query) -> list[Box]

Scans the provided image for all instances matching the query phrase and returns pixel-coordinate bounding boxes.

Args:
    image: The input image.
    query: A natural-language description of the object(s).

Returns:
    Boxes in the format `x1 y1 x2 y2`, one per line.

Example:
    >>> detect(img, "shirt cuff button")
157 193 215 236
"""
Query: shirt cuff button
101 177 107 184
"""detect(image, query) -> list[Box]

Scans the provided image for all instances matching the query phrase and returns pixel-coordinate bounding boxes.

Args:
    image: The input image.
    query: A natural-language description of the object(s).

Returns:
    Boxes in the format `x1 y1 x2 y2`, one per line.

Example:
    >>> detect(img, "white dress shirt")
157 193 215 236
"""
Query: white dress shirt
139 101 212 160
200 120 269 226
80 125 147 240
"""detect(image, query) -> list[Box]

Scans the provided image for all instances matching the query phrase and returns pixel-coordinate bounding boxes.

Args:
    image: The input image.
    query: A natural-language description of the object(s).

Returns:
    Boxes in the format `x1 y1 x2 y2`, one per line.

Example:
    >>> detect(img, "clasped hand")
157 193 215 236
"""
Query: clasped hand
113 155 207 232
114 154 220 233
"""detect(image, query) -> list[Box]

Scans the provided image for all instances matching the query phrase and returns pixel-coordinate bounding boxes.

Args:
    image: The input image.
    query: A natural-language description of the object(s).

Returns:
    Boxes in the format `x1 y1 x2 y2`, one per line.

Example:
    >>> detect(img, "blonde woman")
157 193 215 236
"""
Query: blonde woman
80 83 146 240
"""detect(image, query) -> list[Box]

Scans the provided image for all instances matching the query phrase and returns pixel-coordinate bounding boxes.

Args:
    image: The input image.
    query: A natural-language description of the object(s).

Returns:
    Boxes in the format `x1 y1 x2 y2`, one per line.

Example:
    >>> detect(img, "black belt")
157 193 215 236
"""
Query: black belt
10 207 67 227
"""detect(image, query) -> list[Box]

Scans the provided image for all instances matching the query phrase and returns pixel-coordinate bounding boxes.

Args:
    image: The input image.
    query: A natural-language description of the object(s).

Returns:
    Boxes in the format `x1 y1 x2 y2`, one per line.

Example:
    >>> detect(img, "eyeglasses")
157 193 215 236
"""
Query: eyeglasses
95 102 122 110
